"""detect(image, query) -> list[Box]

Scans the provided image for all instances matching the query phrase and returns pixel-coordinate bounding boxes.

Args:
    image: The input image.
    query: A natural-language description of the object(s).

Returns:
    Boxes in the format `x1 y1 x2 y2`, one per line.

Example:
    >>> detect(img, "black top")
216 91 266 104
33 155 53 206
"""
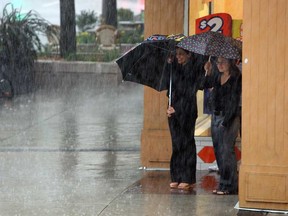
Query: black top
167 57 206 119
213 72 242 127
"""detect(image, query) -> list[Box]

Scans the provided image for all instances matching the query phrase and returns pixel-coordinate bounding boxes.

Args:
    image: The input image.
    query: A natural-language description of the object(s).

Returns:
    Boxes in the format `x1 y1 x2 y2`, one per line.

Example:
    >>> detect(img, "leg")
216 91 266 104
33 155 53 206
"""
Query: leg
211 114 224 171
218 117 240 193
178 116 197 185
168 116 181 184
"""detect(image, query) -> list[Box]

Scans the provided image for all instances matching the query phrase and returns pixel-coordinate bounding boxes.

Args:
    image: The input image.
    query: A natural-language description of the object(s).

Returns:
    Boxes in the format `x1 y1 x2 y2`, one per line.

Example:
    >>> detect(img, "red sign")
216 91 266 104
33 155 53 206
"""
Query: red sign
195 13 232 36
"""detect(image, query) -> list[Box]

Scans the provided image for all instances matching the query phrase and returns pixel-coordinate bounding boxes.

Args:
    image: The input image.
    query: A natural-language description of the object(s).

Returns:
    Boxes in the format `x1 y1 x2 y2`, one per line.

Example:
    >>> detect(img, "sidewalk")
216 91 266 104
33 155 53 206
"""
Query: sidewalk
0 82 274 215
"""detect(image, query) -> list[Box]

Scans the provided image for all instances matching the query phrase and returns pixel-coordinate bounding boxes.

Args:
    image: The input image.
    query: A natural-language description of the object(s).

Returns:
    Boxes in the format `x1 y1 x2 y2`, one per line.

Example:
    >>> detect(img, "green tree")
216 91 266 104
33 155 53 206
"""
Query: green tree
76 10 98 32
60 0 76 58
102 0 117 27
118 8 134 21
0 4 50 94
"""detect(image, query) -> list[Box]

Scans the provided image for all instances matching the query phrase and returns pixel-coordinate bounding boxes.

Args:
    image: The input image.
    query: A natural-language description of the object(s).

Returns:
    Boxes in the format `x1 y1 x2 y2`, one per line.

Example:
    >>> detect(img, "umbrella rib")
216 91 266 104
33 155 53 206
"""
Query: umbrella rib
145 42 175 91
121 40 176 91
158 52 171 91
145 43 172 52
123 43 172 81
122 53 149 80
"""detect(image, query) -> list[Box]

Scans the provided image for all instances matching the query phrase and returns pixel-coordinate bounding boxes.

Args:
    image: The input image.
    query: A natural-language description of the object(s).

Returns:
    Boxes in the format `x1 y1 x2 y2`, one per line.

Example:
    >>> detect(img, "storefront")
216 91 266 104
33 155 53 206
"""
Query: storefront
141 0 243 169
142 0 288 211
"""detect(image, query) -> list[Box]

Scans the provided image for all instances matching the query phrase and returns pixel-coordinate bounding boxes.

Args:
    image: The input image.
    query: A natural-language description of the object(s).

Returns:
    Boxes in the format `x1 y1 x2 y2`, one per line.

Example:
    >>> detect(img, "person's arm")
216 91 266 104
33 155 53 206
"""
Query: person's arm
222 75 242 128
198 60 217 90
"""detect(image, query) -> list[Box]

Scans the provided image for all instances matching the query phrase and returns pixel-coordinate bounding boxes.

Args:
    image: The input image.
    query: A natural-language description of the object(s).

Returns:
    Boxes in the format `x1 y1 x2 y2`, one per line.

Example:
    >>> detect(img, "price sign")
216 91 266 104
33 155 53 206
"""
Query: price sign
195 13 232 36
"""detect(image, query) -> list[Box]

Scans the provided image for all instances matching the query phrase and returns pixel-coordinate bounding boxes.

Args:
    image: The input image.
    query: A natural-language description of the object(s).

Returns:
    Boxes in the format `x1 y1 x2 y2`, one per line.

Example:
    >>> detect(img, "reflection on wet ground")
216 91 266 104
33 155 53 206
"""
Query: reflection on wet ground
127 171 219 195
0 82 143 151
0 82 276 215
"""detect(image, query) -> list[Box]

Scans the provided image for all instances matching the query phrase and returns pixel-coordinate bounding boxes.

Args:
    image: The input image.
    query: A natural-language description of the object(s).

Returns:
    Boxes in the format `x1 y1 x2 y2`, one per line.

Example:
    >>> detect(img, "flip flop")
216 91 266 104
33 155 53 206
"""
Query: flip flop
169 182 179 189
178 183 193 191
216 190 230 195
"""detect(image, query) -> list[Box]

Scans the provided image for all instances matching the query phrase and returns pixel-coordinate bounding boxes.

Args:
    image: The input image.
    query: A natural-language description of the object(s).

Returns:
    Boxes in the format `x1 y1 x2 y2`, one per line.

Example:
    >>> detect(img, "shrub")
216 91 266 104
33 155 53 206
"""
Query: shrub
77 32 96 44
0 4 49 94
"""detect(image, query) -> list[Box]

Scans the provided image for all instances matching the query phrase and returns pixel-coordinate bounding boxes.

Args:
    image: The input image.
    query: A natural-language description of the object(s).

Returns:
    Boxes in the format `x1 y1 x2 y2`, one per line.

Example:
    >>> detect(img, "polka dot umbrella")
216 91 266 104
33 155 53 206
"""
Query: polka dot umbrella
177 31 242 60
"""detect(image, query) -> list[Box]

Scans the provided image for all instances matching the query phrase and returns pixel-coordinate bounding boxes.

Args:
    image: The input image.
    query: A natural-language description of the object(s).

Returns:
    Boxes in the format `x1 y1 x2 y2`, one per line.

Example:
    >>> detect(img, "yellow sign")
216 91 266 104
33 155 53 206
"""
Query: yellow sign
232 20 243 41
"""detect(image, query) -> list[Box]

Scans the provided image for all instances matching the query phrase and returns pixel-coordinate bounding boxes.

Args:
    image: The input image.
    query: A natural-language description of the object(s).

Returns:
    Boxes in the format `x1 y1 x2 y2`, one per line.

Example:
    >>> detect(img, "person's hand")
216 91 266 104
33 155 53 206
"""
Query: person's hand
167 57 173 64
204 61 212 76
167 53 175 64
167 106 175 117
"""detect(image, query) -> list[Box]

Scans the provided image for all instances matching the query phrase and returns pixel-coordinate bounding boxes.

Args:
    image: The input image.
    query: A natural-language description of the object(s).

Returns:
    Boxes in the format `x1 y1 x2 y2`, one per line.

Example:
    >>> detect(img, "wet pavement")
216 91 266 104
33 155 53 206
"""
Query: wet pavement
0 82 279 215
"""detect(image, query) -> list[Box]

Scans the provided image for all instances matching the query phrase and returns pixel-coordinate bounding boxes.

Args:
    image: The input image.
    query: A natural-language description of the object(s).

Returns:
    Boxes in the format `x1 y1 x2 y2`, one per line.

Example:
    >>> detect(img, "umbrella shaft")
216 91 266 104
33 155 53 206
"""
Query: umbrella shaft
169 69 172 106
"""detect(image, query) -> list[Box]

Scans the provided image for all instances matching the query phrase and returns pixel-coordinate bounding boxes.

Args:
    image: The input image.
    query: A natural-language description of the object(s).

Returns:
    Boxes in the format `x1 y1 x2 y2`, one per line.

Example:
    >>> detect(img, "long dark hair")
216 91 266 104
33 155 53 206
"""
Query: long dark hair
228 59 241 78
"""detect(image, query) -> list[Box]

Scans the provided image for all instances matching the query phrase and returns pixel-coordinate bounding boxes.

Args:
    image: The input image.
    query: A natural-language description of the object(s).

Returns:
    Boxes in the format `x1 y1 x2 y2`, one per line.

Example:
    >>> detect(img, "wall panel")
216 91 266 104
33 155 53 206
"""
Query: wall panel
141 0 184 167
257 0 268 161
239 0 288 210
285 1 288 166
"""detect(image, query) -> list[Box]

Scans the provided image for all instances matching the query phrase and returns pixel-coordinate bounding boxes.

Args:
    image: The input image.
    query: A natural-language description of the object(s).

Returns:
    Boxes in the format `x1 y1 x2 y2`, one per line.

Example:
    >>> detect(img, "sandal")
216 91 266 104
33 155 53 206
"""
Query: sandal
169 182 179 189
178 183 193 191
216 190 230 195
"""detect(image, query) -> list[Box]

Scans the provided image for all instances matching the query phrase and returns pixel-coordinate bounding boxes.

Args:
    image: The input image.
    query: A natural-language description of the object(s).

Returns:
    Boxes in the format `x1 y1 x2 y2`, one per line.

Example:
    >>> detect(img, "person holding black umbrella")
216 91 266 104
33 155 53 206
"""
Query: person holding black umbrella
167 47 206 191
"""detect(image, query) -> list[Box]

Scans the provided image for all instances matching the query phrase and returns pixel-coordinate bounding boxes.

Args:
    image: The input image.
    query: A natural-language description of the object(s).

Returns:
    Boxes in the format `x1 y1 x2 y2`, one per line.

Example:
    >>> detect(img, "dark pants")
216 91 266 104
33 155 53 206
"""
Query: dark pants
168 113 197 184
211 114 240 192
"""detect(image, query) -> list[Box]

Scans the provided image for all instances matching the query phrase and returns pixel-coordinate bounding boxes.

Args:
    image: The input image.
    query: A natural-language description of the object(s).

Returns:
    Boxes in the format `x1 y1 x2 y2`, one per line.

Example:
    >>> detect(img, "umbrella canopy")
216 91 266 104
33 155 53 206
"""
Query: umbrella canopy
116 34 186 91
177 31 242 60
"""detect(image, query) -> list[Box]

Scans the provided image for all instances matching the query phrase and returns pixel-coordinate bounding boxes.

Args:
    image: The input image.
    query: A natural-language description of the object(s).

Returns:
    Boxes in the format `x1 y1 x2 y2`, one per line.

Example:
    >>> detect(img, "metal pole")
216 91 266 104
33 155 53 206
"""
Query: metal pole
184 0 189 35
169 66 172 106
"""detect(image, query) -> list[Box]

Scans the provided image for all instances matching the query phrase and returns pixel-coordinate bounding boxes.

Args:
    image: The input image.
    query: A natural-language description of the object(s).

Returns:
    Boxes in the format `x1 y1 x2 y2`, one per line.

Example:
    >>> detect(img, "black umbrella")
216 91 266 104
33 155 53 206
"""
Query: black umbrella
116 34 186 105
